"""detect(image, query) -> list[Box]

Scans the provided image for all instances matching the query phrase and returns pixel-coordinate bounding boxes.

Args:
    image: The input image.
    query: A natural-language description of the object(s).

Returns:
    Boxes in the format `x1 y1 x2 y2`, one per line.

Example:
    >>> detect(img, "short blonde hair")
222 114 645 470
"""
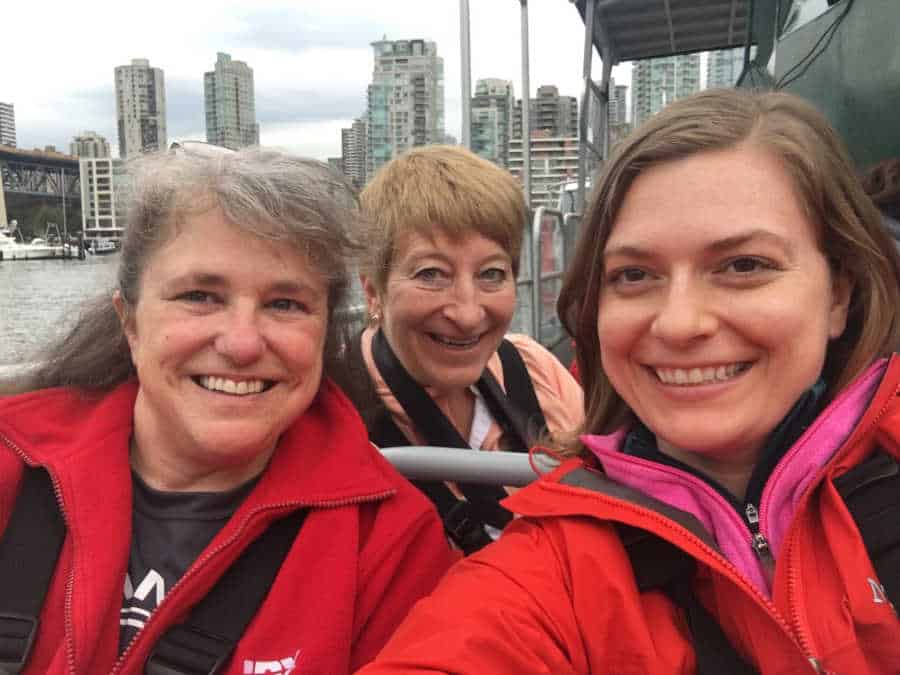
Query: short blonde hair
558 89 900 450
359 145 527 292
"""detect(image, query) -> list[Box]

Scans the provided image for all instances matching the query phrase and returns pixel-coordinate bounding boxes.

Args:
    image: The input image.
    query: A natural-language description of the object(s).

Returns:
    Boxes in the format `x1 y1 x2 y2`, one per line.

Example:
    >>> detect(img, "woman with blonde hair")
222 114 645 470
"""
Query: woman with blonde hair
359 90 900 673
336 145 583 555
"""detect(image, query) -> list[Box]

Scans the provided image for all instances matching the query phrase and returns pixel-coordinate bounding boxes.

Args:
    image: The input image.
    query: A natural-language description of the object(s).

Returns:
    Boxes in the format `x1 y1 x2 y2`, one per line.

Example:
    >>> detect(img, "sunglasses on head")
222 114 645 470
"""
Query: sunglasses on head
169 140 235 158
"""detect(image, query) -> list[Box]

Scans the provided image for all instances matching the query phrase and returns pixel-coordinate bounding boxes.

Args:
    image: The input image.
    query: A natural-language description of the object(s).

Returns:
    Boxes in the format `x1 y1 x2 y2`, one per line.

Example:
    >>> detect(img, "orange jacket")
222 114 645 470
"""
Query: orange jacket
360 359 900 674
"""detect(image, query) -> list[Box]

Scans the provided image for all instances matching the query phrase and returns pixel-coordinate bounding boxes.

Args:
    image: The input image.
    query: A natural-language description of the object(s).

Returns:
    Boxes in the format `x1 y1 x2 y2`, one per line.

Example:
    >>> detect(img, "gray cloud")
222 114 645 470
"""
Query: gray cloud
229 8 390 52
255 89 364 126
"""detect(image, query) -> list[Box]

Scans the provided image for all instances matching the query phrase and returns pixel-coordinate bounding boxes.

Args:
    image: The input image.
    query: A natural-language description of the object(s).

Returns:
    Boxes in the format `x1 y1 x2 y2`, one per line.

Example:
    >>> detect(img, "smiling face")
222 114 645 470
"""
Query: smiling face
597 144 852 469
117 207 329 490
363 229 516 394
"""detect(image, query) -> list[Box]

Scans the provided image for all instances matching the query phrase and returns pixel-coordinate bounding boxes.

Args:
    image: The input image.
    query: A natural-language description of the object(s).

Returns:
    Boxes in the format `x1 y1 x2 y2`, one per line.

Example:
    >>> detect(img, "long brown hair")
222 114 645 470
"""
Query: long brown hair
557 89 900 456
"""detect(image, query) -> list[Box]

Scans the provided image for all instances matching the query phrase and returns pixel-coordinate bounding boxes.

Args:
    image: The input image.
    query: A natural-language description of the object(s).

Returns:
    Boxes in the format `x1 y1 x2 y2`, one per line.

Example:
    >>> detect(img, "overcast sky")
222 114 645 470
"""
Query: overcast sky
3 0 630 159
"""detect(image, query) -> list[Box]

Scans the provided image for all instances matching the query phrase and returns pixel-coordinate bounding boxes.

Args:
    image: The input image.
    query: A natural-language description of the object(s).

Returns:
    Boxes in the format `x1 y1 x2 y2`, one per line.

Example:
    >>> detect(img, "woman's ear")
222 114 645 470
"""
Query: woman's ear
360 274 381 323
112 290 137 347
828 270 854 340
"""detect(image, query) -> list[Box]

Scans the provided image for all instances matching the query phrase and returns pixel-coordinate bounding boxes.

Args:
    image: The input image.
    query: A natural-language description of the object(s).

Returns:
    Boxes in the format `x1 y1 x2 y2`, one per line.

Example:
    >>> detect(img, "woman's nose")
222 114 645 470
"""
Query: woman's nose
649 281 717 345
442 282 486 330
214 307 266 365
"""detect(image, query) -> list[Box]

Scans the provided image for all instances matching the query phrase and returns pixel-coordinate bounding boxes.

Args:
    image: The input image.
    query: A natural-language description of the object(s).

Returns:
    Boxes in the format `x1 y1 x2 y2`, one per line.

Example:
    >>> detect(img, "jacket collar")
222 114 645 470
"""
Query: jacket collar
0 377 395 508
505 356 900 543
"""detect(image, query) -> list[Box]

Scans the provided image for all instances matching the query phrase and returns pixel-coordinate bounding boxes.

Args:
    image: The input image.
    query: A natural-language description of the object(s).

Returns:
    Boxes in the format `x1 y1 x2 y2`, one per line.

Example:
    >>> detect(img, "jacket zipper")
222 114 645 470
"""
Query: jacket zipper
743 503 774 569
780 377 900 670
0 431 78 675
110 490 394 674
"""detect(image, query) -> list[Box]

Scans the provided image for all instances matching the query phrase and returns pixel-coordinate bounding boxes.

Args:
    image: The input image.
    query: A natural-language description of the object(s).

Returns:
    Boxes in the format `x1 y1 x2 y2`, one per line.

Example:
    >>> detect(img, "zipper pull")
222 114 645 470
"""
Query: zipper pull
744 503 774 562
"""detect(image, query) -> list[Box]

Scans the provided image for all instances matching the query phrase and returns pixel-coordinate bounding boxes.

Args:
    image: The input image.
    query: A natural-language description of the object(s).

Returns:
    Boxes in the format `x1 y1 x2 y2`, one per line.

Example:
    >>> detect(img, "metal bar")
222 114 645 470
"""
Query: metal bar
728 0 740 43
460 0 472 149
531 206 546 340
577 0 596 214
520 0 531 208
599 52 613 161
663 0 677 52
582 138 604 160
380 446 559 486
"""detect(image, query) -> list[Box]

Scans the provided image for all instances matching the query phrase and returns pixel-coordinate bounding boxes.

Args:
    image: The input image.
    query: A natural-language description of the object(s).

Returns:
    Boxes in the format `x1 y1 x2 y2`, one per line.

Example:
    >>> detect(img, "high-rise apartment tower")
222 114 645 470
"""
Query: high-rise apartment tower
471 78 514 168
366 38 444 180
631 54 701 127
707 47 750 89
0 103 16 147
71 131 111 158
204 52 260 150
512 85 578 140
114 59 167 157
340 117 367 189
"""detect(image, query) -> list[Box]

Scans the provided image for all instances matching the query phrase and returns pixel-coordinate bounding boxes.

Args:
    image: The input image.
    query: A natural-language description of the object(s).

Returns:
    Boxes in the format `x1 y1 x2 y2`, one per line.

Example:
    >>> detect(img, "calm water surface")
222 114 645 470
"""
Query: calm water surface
0 255 119 369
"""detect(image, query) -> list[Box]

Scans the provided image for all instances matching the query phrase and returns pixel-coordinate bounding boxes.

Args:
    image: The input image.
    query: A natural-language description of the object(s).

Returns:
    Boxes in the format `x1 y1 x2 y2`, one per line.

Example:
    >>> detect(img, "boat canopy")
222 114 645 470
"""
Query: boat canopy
572 0 753 63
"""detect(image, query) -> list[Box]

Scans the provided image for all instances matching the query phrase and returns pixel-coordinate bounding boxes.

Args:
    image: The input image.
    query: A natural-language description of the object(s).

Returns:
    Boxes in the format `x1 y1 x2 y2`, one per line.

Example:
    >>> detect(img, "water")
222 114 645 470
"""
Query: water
0 255 119 370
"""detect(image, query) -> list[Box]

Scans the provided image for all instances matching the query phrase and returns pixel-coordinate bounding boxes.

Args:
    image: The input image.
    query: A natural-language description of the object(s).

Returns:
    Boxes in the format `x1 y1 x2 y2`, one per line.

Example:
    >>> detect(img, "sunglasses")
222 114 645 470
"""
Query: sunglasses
169 140 235 157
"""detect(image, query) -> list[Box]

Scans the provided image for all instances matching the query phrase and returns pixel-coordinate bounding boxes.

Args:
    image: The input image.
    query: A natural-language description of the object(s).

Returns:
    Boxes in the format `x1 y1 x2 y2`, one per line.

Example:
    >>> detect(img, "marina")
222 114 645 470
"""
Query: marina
0 229 83 261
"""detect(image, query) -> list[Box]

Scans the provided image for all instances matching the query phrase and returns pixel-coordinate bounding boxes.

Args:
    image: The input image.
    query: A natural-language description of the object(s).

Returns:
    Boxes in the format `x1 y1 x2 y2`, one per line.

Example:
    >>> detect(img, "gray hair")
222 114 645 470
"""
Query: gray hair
34 147 364 391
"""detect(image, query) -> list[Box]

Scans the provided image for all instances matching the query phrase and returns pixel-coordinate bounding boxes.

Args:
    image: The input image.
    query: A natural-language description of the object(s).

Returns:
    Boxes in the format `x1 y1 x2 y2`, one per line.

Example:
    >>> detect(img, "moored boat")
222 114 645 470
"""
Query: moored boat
0 231 77 261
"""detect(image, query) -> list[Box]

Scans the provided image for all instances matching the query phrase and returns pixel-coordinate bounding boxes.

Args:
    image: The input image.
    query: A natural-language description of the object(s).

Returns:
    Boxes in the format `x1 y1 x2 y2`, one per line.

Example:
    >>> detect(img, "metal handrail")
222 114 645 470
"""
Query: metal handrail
380 446 559 486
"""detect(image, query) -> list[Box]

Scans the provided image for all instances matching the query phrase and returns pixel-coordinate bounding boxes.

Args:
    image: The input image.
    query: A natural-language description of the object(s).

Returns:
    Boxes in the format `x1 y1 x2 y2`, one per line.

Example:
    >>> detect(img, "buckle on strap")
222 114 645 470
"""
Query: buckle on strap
145 624 235 675
443 501 491 555
0 613 39 675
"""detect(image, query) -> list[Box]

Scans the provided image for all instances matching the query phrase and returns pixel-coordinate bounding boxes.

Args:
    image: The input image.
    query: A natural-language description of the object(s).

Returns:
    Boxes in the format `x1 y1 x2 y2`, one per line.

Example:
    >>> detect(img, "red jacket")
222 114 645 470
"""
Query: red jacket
0 379 457 675
359 359 900 674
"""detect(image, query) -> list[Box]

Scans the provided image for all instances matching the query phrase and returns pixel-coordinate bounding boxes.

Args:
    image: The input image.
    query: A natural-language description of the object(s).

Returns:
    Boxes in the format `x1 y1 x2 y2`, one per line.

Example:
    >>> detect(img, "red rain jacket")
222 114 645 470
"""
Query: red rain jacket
0 379 457 674
360 359 900 674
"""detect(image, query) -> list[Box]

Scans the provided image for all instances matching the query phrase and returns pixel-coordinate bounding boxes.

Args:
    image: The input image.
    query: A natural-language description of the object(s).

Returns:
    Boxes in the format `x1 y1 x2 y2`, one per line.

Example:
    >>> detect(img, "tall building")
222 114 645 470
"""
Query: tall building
0 102 16 147
610 81 629 125
366 38 444 180
471 78 514 168
512 85 578 139
631 54 701 127
204 52 260 150
508 133 579 208
70 131 110 158
340 117 367 189
79 157 130 243
114 58 167 158
707 47 750 89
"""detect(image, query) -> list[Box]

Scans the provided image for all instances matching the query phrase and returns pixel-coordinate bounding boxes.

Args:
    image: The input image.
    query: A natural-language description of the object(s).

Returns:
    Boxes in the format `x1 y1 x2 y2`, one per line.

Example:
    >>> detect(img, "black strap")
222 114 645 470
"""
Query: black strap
0 467 66 674
493 338 547 443
370 330 545 553
618 524 760 675
833 449 900 608
145 509 307 675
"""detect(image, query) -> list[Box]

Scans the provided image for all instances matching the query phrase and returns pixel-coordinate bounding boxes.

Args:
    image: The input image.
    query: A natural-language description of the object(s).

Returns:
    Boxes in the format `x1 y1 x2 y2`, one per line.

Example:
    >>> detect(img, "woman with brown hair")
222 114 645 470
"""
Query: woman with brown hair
358 89 900 674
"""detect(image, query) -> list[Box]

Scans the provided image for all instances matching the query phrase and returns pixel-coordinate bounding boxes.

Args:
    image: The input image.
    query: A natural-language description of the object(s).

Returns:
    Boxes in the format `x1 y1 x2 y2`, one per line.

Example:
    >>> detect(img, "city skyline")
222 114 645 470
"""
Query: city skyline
4 0 630 160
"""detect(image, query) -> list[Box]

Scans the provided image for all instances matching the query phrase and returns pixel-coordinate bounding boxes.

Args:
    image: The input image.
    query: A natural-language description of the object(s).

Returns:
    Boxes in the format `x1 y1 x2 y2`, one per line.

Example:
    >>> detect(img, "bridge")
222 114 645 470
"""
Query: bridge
0 145 81 233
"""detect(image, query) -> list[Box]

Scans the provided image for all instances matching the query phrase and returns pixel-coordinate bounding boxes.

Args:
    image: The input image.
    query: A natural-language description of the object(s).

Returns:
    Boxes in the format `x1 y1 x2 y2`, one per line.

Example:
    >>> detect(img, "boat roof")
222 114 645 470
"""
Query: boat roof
573 0 753 63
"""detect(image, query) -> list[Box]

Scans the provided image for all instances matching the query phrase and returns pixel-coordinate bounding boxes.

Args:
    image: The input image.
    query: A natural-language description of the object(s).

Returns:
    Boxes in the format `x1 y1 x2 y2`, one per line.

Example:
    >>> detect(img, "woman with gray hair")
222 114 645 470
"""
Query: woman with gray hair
0 145 455 675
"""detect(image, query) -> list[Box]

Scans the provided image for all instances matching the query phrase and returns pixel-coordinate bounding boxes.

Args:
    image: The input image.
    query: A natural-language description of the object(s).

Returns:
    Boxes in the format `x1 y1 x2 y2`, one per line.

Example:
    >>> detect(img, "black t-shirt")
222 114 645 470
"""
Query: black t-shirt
118 471 257 654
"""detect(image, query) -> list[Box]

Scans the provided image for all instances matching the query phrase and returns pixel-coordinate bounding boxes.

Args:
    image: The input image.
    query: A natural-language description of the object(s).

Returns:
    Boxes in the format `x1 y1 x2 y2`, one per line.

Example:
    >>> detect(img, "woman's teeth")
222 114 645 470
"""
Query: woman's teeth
654 362 749 386
430 334 479 348
196 376 267 395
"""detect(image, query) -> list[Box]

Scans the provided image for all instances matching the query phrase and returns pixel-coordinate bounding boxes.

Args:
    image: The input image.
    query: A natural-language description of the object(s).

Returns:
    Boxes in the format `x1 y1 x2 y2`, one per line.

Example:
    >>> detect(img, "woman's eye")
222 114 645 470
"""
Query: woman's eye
413 267 448 285
608 267 649 285
480 267 507 284
723 256 775 274
269 298 308 313
177 290 214 303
